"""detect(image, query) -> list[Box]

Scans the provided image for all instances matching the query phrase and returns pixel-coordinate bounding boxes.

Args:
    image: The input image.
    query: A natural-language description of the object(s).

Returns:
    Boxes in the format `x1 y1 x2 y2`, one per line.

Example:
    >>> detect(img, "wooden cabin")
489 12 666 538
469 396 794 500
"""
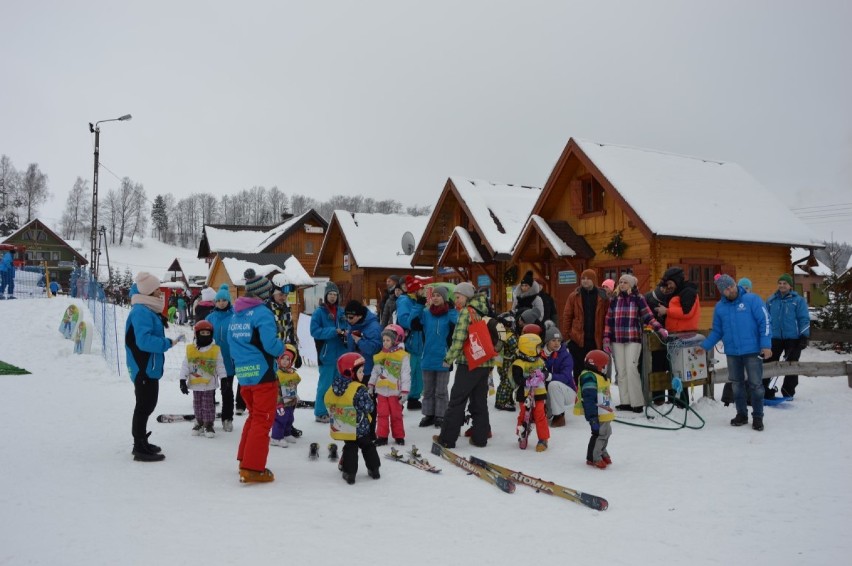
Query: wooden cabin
313 211 430 307
409 177 541 312
792 247 830 307
0 218 88 288
512 138 820 329
197 209 328 271
206 252 315 323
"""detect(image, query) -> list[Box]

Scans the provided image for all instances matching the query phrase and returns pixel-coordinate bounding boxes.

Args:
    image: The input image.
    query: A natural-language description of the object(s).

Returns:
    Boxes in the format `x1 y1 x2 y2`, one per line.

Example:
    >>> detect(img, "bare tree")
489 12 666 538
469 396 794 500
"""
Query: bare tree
127 182 148 243
19 163 50 222
59 177 91 240
406 203 432 216
290 193 319 216
102 188 120 244
0 155 22 236
817 240 852 275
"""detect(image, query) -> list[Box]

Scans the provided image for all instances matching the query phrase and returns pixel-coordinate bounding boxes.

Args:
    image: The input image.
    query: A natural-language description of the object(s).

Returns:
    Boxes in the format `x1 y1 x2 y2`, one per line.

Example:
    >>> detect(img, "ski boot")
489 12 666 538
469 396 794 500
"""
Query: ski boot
328 443 338 461
309 442 319 460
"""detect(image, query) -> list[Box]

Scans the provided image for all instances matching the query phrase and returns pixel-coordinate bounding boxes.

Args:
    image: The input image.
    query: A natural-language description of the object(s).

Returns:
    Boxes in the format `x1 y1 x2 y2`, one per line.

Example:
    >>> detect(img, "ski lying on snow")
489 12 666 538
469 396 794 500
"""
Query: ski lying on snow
385 446 441 473
156 413 222 423
468 455 608 510
431 442 515 493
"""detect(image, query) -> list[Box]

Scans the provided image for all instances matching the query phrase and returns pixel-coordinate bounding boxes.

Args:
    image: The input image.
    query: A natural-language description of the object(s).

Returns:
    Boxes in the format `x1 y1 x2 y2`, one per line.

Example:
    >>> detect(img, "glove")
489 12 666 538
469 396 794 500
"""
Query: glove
172 334 186 346
589 417 600 434
276 403 286 417
603 339 612 355
399 392 408 405
368 385 376 397
179 379 189 395
798 336 809 349
657 328 669 341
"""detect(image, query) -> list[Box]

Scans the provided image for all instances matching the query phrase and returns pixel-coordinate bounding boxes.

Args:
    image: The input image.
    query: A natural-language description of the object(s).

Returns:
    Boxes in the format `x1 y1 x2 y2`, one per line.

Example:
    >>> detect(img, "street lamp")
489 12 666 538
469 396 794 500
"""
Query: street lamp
88 114 131 281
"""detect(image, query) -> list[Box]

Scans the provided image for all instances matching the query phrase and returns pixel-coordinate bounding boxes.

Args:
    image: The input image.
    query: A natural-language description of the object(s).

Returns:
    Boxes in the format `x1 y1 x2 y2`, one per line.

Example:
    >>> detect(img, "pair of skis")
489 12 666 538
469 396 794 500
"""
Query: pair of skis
385 445 441 473
431 441 608 510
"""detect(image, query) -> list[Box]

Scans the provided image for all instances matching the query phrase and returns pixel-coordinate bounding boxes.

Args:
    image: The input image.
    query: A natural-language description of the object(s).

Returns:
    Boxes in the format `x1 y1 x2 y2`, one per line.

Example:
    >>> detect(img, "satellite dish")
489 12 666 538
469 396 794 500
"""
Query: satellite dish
401 232 416 255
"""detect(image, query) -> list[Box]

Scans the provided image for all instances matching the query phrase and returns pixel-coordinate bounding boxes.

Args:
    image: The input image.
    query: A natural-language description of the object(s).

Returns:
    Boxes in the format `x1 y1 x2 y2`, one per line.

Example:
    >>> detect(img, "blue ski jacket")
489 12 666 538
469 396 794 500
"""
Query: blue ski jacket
396 294 426 355
346 309 383 377
766 290 810 340
310 302 349 368
125 303 173 382
701 286 771 356
416 305 458 371
228 297 284 386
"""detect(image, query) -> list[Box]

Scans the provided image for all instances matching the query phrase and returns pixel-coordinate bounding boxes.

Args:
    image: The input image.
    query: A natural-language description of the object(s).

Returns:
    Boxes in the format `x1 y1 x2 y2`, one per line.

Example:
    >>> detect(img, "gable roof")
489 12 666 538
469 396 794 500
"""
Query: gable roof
198 210 327 258
1 218 88 265
216 252 314 287
450 177 542 258
319 211 431 270
542 138 819 247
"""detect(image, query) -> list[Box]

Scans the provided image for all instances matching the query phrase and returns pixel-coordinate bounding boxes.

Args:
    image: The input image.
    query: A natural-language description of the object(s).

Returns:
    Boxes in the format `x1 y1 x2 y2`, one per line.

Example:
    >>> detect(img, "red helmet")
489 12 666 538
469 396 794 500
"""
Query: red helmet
382 324 405 347
522 323 542 336
194 320 213 335
337 352 365 380
584 350 610 374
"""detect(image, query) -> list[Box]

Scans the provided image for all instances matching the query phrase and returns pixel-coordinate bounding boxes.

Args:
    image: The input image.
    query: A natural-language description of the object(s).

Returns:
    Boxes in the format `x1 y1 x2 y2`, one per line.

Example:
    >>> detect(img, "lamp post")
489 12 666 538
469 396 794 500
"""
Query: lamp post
88 114 131 281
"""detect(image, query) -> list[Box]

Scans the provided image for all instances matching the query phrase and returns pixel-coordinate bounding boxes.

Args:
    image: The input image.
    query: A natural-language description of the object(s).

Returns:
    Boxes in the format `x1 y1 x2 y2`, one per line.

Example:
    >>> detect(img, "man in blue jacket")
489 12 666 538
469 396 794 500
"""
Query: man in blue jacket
125 272 180 461
765 273 810 398
0 250 15 299
697 275 772 431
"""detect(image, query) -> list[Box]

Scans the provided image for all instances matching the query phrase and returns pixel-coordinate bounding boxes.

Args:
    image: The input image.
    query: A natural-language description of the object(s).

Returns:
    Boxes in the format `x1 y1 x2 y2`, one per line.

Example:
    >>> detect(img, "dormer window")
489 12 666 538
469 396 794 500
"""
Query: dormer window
581 176 605 214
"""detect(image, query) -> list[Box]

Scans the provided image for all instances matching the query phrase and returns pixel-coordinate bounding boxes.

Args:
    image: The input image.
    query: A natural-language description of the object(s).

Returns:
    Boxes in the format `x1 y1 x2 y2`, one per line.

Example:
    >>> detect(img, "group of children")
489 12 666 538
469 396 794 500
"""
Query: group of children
180 306 615 483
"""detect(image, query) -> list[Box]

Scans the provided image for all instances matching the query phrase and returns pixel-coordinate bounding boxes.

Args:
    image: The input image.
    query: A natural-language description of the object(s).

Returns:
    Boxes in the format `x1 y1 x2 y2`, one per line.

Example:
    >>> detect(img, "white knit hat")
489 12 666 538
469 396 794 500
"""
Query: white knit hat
200 287 216 302
135 272 160 296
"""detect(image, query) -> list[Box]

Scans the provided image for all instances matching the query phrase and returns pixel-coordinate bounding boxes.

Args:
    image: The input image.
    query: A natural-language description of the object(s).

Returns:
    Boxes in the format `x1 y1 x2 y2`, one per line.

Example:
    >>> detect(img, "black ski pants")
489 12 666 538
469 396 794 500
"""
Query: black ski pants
341 437 380 476
438 364 491 447
132 377 159 444
765 338 803 397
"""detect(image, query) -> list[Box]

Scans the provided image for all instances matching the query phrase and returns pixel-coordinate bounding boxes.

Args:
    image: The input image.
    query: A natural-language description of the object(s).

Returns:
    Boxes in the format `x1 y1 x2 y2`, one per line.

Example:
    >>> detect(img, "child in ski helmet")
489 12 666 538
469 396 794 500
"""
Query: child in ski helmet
573 350 615 469
270 344 302 448
180 320 226 438
325 352 381 485
512 333 550 452
369 324 411 446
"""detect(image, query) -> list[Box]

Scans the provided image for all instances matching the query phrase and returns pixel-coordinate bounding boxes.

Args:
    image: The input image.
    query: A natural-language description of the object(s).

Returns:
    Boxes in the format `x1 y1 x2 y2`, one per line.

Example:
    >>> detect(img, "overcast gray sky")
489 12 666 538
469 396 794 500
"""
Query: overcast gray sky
2 0 851 244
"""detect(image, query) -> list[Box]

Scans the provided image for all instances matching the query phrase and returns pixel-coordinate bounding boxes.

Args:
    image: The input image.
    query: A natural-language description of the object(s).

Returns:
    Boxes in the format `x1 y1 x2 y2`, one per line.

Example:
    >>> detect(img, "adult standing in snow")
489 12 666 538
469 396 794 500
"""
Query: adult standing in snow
229 269 283 483
562 269 609 380
696 275 772 431
413 285 458 428
396 275 431 409
380 275 401 327
343 299 383 380
603 274 668 412
0 249 15 299
435 282 498 448
206 284 237 432
310 282 348 423
125 272 180 462
764 273 810 398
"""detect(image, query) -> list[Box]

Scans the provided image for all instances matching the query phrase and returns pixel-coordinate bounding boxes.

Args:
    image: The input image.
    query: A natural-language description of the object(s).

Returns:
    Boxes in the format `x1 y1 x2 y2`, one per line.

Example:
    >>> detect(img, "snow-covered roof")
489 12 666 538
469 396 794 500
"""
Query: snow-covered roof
221 256 315 287
333 211 431 270
440 226 485 264
451 177 542 255
574 139 819 247
205 212 318 255
527 215 576 256
162 256 210 282
252 211 316 252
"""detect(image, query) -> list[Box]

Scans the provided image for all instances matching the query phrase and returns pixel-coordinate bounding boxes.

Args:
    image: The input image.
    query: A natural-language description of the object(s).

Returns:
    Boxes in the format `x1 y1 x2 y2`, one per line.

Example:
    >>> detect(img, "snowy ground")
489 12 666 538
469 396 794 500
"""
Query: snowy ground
2 296 851 565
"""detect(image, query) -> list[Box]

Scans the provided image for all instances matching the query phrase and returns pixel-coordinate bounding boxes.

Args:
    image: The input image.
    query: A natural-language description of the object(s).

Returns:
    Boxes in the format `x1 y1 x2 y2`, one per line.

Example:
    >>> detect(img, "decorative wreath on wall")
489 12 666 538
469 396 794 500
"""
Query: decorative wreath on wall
602 230 628 258
504 265 518 286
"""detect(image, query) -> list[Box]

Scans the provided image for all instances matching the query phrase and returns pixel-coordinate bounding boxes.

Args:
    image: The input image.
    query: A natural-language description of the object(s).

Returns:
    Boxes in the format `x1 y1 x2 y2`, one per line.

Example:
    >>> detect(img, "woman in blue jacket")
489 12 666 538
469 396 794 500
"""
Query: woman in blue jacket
310 282 348 422
413 285 457 427
765 273 810 398
343 300 383 378
125 272 179 462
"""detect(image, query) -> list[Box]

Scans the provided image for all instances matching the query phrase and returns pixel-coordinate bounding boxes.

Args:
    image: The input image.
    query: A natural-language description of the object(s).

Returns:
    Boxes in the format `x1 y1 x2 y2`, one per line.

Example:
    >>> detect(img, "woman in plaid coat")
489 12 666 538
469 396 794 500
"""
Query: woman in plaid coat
603 274 667 412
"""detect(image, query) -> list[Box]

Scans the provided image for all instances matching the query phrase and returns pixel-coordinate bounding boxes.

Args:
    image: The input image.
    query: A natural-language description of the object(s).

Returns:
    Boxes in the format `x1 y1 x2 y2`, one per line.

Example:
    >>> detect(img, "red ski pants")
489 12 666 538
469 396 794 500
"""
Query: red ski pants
517 398 550 442
376 395 405 441
237 381 277 472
